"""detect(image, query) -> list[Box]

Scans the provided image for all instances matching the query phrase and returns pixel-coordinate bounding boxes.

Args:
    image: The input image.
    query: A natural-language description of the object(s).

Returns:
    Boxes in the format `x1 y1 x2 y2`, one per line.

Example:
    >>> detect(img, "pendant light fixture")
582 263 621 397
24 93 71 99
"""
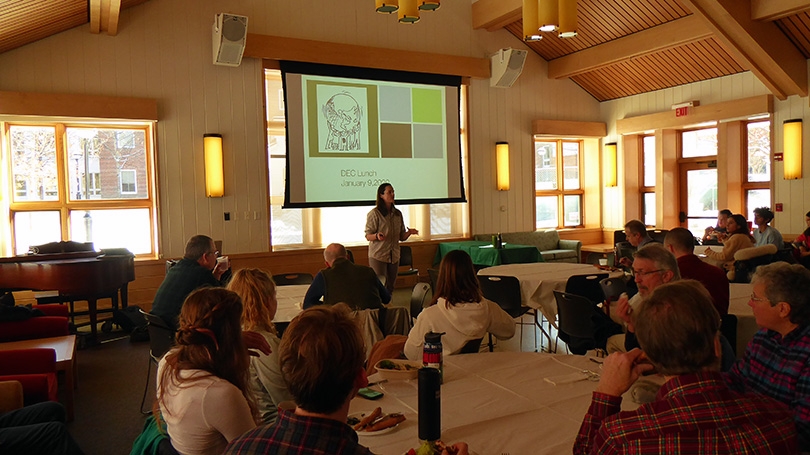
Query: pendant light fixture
522 0 542 41
538 0 558 32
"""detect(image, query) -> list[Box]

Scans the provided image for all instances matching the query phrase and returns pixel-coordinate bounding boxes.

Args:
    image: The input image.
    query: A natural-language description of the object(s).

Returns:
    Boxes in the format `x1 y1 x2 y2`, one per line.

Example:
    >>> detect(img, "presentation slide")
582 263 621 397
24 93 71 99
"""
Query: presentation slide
281 62 466 208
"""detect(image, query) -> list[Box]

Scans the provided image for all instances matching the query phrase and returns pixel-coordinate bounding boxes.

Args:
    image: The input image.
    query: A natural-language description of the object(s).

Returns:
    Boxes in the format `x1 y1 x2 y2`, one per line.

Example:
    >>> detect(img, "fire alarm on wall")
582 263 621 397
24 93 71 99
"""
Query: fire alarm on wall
775 203 783 212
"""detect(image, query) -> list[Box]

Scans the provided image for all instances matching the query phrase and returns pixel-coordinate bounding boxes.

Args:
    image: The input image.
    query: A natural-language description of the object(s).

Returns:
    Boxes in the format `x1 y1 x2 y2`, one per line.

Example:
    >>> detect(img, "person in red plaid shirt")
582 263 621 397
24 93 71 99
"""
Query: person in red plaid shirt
574 280 798 455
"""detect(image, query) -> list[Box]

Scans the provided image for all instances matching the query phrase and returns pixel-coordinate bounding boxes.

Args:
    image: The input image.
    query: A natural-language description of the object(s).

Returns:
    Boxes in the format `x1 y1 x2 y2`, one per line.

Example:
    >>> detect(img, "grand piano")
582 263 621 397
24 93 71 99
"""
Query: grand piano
0 249 135 342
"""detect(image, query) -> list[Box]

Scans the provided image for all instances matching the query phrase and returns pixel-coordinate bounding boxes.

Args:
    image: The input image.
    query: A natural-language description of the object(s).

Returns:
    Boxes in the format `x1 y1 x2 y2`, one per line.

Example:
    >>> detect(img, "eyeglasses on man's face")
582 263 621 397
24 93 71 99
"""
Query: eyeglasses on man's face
749 293 769 303
632 269 663 278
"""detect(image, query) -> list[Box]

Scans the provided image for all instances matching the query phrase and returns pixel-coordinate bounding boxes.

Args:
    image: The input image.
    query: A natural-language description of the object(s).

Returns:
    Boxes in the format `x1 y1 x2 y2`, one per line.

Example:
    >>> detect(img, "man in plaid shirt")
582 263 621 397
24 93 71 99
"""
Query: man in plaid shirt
574 281 797 454
725 262 810 451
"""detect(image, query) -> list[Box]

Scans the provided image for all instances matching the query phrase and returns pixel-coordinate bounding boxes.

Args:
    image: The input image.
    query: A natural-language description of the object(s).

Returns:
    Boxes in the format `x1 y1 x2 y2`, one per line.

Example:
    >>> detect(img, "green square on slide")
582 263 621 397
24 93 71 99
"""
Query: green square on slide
412 88 443 124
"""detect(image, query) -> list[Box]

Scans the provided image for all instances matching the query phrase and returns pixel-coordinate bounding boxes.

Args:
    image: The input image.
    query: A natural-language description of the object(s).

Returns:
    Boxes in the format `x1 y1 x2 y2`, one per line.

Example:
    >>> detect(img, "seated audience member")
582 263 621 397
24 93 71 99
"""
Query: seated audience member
157 288 271 455
752 207 784 249
793 211 810 268
664 227 729 315
704 214 754 270
224 305 468 455
303 243 390 311
574 281 798 454
228 268 293 425
404 250 515 360
703 209 732 244
151 235 231 329
725 262 810 451
608 244 679 352
617 220 656 268
0 401 84 454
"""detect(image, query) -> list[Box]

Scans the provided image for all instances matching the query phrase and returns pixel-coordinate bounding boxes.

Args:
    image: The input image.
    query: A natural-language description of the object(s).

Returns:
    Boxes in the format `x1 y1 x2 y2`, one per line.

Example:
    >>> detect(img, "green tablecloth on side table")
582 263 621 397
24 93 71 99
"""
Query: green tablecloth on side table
434 241 544 267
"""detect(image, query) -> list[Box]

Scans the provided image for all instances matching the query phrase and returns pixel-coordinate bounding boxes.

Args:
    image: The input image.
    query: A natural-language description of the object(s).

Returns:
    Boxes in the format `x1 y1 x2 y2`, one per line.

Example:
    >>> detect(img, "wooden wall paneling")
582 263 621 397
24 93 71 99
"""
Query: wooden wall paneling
621 135 641 222
719 121 744 213
659 129 679 228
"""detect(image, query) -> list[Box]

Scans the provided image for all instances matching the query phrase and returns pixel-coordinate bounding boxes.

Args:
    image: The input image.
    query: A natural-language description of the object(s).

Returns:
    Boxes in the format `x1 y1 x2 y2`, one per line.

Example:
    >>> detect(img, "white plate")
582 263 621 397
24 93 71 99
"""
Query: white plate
348 411 403 436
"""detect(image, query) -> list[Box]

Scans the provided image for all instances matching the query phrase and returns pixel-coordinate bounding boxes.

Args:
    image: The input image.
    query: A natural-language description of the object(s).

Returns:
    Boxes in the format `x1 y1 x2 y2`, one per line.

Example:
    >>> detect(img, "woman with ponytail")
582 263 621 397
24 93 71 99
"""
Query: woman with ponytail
156 287 270 455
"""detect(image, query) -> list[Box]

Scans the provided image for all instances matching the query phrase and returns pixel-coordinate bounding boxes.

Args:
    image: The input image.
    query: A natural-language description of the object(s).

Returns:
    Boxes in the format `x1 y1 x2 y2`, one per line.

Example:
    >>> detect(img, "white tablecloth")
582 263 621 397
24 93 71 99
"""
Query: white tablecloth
350 352 639 454
275 284 309 323
478 263 622 325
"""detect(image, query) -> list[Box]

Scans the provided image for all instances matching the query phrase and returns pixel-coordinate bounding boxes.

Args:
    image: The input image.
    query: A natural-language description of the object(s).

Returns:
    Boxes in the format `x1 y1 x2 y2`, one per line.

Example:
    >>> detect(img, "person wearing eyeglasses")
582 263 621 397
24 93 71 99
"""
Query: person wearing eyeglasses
724 262 810 451
151 235 232 329
607 244 679 354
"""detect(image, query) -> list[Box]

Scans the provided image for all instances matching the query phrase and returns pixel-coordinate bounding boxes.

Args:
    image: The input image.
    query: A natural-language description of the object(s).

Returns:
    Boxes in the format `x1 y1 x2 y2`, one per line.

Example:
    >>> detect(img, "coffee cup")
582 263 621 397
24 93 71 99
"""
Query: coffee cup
599 258 609 266
216 255 230 269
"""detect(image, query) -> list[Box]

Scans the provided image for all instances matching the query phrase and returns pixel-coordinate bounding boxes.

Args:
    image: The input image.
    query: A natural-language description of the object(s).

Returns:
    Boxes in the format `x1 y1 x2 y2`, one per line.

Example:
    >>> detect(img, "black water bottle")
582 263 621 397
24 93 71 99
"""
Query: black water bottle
418 367 441 442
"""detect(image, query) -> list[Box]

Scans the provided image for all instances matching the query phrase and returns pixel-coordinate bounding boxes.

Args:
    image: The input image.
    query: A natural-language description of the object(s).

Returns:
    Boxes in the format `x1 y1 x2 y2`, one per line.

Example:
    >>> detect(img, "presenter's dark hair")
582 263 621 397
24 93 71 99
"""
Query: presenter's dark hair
375 183 393 216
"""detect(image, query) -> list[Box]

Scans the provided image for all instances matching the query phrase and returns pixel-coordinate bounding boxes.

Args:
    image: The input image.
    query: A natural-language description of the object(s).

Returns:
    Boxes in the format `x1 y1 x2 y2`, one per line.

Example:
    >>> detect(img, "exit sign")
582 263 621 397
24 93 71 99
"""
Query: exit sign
675 106 689 117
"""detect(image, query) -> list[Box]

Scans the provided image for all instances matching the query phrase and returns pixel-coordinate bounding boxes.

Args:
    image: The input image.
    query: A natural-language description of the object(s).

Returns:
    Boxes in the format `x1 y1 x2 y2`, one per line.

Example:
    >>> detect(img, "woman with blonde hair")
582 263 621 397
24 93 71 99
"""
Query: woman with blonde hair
228 268 292 424
156 288 268 455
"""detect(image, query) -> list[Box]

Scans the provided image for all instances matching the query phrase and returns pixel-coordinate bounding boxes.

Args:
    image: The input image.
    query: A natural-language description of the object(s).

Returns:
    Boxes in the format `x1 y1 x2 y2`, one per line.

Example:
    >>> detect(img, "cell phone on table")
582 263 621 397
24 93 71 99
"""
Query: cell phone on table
357 387 384 400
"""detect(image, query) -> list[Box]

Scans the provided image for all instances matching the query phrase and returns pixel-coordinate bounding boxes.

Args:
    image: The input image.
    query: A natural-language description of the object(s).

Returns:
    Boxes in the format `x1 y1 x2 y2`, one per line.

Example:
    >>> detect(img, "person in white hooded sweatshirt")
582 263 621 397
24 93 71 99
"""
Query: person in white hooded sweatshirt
404 250 515 360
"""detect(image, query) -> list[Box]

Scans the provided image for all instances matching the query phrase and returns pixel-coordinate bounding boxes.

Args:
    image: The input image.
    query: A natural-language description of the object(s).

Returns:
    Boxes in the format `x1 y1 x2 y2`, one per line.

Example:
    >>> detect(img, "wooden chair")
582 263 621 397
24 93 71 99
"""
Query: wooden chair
272 273 314 286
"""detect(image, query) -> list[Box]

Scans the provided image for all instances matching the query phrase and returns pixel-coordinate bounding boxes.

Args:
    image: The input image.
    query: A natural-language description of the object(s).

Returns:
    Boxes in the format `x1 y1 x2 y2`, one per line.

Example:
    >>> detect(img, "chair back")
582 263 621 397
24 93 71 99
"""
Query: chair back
398 246 418 277
553 291 596 355
599 276 627 304
479 275 523 319
720 314 738 356
565 273 608 305
272 273 314 286
346 249 355 263
165 259 179 273
410 282 432 319
140 310 175 362
459 337 483 354
427 268 439 293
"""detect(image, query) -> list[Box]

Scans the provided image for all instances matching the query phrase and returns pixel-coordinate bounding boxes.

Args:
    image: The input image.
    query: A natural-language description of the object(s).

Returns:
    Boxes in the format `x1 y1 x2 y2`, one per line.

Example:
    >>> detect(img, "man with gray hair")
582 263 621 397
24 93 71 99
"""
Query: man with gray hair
725 262 810 451
303 243 390 311
574 281 797 454
608 243 680 353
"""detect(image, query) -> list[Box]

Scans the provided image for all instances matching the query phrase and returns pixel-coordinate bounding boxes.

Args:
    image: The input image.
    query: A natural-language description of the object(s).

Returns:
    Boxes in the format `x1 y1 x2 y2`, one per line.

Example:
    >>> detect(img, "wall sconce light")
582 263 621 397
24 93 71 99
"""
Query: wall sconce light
784 119 802 180
204 134 224 197
496 142 510 191
604 142 617 187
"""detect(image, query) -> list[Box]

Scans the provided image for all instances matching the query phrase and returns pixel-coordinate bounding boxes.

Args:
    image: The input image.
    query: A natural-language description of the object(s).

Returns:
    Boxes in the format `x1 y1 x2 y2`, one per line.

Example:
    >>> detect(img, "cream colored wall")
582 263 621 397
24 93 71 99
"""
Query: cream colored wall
0 0 601 256
598 72 785 232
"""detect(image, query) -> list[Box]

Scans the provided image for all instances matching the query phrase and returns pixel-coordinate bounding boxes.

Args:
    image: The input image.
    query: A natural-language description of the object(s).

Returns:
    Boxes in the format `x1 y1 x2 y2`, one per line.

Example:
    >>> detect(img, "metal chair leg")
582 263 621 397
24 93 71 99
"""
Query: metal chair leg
140 358 154 415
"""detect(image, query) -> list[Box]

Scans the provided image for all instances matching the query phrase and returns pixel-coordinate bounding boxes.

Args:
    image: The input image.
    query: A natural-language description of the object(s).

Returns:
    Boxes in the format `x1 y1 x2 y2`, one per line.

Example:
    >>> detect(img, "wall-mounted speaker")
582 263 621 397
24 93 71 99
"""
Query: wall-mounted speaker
213 13 248 67
490 48 527 88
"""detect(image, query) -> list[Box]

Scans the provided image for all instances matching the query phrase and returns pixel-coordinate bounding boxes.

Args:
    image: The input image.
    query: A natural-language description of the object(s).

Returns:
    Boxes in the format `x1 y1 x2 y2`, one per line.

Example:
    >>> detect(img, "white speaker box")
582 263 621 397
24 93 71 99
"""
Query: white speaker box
490 48 527 88
213 13 248 67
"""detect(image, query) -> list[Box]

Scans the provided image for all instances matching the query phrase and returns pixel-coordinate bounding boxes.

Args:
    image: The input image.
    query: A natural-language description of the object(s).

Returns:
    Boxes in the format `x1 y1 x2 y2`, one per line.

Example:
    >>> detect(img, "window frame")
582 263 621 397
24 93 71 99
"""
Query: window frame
742 119 772 218
533 138 584 229
4 121 158 257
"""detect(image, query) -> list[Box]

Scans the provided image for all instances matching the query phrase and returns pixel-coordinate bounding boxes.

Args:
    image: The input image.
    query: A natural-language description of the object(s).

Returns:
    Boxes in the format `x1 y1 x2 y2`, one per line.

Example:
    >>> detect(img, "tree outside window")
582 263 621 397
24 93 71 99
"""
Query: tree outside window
535 139 583 229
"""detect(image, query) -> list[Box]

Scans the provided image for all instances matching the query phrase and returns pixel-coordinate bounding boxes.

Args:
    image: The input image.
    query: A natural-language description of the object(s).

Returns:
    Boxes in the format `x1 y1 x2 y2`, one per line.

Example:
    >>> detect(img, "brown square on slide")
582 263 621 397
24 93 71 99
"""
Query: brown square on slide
380 123 413 158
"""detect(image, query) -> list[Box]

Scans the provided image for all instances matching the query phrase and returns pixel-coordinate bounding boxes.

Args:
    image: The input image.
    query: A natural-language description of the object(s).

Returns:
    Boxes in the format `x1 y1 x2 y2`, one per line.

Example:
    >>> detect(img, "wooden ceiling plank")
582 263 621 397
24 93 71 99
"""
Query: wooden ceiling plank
89 0 101 34
548 15 711 78
471 0 521 31
107 0 122 36
679 0 807 99
751 0 810 21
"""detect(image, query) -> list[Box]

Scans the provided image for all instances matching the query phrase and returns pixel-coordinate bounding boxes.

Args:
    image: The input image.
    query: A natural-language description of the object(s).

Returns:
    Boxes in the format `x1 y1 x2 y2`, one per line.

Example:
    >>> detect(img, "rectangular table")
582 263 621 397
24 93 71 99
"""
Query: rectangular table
351 352 639 454
434 241 543 267
0 335 77 421
478 262 624 326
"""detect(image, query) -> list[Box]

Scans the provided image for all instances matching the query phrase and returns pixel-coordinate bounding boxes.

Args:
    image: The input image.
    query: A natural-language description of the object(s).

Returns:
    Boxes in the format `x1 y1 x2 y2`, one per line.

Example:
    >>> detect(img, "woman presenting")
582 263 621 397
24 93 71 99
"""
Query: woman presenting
365 183 418 295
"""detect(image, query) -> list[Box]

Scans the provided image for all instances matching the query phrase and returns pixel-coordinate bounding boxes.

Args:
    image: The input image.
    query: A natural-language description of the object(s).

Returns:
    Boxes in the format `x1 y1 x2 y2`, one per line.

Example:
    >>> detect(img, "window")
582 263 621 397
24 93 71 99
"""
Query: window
744 120 771 220
679 127 718 237
119 169 137 194
264 69 469 249
5 123 156 256
534 139 582 229
641 135 656 227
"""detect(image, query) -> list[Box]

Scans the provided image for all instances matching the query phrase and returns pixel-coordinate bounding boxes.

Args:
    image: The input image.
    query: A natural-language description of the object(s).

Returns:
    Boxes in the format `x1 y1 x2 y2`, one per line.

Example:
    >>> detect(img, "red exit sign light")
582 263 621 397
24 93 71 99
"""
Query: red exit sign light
675 106 689 117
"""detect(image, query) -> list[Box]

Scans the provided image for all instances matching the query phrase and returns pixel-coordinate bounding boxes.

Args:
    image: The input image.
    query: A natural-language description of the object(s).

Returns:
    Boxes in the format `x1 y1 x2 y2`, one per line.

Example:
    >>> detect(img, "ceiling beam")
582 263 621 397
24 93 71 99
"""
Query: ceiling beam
751 0 810 21
89 0 122 36
548 16 712 79
679 0 807 100
472 0 521 31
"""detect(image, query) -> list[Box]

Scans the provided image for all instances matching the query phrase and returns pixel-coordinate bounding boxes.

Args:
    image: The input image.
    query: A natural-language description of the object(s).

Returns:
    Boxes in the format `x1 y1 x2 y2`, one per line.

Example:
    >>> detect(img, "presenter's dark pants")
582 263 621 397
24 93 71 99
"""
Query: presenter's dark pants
369 257 398 296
